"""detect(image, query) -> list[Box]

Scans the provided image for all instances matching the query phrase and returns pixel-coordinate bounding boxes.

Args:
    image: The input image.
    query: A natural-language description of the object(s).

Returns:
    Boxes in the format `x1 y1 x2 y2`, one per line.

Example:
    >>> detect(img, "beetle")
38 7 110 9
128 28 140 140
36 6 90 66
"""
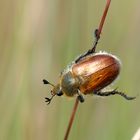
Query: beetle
43 42 136 104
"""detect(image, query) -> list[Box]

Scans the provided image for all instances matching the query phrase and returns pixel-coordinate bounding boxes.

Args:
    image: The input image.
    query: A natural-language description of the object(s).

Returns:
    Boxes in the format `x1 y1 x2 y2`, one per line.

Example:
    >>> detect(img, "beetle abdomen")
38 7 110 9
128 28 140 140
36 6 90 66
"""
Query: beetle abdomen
72 53 121 94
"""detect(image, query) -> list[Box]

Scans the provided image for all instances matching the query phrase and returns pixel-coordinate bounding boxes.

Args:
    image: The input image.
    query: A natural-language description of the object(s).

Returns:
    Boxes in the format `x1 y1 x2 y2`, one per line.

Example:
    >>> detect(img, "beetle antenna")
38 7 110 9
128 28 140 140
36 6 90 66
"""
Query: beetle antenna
45 90 56 105
43 79 54 87
43 79 55 105
45 94 55 105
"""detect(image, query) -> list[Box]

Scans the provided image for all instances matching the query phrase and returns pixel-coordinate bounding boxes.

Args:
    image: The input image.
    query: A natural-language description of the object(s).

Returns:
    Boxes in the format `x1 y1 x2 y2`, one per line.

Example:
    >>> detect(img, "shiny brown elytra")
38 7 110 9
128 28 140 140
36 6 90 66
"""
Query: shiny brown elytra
43 52 135 104
72 53 120 94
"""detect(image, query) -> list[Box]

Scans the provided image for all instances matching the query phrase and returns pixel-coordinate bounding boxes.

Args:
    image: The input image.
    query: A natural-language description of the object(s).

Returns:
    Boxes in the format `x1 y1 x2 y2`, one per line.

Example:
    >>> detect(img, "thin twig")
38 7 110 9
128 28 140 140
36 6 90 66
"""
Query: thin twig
64 98 79 140
91 0 111 53
97 0 111 38
63 1 111 140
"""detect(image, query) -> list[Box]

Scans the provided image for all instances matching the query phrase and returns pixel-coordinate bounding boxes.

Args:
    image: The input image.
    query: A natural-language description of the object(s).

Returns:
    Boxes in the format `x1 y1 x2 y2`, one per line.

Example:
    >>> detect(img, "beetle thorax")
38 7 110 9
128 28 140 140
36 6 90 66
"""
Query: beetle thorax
60 71 79 97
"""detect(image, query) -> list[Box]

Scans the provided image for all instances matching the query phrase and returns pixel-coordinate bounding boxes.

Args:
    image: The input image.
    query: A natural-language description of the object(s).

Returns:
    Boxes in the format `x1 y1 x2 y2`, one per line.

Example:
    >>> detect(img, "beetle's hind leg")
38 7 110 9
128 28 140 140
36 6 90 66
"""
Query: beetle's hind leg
75 29 99 63
93 88 136 100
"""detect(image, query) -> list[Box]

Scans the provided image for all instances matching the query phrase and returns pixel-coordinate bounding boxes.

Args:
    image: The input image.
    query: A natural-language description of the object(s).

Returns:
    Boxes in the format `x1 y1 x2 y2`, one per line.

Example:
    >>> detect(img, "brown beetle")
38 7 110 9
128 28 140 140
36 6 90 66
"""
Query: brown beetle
43 51 135 104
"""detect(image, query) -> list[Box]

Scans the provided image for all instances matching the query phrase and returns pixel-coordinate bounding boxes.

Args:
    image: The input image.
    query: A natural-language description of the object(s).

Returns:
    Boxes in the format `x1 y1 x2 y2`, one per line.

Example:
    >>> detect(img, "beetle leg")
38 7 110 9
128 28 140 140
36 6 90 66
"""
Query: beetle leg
77 90 85 103
75 49 95 63
93 88 136 100
75 29 99 63
77 95 84 103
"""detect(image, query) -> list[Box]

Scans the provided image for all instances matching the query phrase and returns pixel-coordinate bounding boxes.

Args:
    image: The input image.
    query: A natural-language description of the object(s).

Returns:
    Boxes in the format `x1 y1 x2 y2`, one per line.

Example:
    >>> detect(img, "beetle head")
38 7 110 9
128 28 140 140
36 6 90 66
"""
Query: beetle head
43 79 63 104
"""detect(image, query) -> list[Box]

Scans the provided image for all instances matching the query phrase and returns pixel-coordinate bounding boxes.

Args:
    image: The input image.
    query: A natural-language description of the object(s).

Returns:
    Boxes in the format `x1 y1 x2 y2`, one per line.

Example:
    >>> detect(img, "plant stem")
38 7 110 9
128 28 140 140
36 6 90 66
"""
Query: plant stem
64 98 79 140
97 0 111 38
63 0 111 140
91 0 111 53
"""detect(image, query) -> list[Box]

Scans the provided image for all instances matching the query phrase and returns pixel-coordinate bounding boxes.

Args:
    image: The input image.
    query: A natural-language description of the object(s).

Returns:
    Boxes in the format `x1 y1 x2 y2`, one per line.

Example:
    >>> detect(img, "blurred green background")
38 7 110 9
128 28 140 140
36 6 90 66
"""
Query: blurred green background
0 0 140 140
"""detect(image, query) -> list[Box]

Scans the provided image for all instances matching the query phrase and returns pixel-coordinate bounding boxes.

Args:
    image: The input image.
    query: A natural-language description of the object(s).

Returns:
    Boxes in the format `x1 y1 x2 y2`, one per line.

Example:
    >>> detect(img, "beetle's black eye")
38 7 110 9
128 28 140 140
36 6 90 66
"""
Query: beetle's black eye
57 90 63 96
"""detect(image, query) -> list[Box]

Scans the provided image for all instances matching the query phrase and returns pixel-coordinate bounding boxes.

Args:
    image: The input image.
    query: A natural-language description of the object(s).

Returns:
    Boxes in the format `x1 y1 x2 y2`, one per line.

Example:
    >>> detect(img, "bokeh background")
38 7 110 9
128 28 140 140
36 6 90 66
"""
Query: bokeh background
0 0 140 140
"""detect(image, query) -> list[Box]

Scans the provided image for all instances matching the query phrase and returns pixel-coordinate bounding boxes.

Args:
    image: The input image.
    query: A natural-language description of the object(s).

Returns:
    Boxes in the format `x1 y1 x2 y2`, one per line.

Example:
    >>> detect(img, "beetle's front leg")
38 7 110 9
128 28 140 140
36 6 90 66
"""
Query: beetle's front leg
77 90 85 103
93 88 136 100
